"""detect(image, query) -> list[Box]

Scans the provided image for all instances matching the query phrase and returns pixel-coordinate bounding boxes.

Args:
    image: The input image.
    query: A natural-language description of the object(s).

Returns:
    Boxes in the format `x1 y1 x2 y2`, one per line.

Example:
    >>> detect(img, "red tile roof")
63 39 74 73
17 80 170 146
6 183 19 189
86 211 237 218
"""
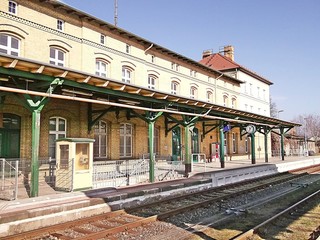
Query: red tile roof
200 53 273 85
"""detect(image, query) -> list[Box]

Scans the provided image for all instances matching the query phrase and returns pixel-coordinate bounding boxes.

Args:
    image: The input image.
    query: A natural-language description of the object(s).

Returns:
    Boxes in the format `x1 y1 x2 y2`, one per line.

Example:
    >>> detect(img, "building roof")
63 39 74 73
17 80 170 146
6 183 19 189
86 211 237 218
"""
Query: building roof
34 0 242 85
200 53 273 85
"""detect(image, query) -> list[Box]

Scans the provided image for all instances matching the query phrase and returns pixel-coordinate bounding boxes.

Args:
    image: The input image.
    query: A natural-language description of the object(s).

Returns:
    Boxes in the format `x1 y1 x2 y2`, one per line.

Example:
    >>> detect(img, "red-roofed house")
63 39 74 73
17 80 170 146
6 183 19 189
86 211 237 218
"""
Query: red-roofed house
200 46 273 158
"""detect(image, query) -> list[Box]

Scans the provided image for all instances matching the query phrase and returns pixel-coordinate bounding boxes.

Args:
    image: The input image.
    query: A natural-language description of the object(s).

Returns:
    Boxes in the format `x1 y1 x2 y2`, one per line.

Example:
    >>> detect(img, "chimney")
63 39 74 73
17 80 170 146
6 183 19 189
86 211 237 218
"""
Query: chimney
223 45 234 61
202 49 213 59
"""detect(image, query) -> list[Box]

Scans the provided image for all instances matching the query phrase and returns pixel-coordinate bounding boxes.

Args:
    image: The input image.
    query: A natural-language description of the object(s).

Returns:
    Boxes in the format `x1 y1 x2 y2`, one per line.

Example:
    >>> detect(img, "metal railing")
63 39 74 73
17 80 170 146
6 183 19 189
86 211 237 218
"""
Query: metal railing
92 156 184 189
0 158 19 200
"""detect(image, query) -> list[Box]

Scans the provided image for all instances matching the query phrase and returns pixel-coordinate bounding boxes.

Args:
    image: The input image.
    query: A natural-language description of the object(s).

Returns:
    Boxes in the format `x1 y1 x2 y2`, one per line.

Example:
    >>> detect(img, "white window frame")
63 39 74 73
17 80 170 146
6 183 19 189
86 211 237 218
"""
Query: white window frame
190 86 197 99
8 1 17 15
96 60 108 77
57 19 64 31
206 91 213 103
171 81 179 95
245 137 249 153
232 132 237 153
148 75 156 89
49 117 67 159
94 120 107 158
120 123 132 158
223 95 228 107
0 34 19 56
231 98 236 109
50 47 65 67
122 67 132 83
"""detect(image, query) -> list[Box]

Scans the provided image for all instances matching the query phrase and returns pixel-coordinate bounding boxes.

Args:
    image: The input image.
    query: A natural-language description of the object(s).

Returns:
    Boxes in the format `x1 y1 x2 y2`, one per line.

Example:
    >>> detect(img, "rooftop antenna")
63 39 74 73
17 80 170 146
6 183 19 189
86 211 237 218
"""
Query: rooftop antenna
114 0 118 26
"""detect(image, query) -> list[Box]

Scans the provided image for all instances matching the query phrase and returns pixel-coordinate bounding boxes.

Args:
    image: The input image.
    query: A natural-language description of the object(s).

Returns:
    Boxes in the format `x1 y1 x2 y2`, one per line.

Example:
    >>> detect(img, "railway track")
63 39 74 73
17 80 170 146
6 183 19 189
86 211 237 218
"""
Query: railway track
4 169 315 240
234 189 320 240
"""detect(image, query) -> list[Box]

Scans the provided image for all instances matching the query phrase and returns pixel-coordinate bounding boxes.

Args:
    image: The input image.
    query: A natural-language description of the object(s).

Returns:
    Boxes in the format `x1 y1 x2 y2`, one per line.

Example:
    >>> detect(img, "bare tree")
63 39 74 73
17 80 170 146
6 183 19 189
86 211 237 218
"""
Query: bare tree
270 97 278 118
292 114 320 147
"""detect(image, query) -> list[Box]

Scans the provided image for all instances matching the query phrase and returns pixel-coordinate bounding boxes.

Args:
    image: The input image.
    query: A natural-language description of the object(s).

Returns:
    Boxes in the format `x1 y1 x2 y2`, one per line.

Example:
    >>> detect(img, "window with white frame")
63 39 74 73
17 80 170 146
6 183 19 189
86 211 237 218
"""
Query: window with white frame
57 19 64 31
50 47 65 66
100 34 105 45
49 117 66 159
231 98 236 109
148 125 160 156
95 60 107 77
223 95 228 107
249 83 252 95
171 81 179 95
147 75 156 89
0 34 19 56
94 121 107 158
232 132 237 153
190 86 197 99
263 89 266 100
206 91 213 102
120 123 132 158
122 66 132 83
8 1 17 15
257 86 260 98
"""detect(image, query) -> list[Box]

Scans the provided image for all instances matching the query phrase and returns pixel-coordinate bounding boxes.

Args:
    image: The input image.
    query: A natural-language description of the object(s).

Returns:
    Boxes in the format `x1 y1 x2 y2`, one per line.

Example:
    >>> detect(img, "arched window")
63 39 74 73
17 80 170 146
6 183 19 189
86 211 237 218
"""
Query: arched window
94 121 107 158
96 59 108 77
8 1 17 15
49 47 65 67
223 95 229 107
49 117 67 159
231 98 236 109
190 86 197 99
120 123 132 158
148 74 157 89
206 91 213 103
122 66 132 83
0 34 20 56
171 81 179 95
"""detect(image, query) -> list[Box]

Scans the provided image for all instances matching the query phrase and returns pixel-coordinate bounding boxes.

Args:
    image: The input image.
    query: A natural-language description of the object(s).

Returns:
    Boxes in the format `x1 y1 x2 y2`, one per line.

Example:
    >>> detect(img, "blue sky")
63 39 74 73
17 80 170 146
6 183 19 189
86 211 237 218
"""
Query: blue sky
61 0 320 121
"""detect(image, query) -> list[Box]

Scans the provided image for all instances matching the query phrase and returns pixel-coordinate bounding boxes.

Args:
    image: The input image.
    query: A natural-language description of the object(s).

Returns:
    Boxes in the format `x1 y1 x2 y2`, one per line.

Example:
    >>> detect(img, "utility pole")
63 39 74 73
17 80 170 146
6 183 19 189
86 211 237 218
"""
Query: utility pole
114 0 118 26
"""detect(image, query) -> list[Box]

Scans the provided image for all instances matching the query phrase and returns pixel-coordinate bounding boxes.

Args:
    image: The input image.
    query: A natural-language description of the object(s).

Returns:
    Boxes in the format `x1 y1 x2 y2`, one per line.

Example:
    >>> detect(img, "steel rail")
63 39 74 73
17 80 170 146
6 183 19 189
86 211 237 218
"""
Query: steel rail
233 189 320 240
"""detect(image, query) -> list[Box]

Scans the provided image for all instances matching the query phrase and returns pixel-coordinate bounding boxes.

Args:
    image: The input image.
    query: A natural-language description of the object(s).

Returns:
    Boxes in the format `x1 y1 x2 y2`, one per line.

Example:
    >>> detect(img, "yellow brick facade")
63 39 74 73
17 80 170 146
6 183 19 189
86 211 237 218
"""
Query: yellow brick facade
0 0 271 163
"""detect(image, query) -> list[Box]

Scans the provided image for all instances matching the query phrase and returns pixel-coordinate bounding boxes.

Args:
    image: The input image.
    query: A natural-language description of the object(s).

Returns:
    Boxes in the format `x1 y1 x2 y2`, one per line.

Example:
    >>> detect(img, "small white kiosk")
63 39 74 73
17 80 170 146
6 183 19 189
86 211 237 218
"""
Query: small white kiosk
55 138 94 191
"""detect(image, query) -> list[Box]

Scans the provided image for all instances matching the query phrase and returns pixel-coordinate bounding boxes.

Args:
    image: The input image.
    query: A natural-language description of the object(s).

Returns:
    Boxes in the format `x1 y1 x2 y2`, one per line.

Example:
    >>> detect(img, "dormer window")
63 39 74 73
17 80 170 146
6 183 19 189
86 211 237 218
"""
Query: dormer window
8 1 17 15
57 19 64 31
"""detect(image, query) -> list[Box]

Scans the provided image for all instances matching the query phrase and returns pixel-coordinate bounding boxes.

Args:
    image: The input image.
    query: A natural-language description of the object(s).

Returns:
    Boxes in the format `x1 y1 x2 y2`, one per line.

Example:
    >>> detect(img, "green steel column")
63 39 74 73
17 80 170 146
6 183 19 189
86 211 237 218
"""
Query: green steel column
148 121 155 182
251 133 256 164
264 128 269 163
219 121 225 168
184 125 191 176
280 128 285 161
30 109 41 197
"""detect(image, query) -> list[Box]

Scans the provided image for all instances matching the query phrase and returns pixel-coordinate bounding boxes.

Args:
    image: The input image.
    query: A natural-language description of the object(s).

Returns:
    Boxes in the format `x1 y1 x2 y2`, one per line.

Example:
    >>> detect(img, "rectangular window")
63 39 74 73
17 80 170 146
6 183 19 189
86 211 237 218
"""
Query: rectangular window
232 133 237 153
0 35 19 56
57 19 64 31
50 48 65 67
100 34 105 44
8 1 17 15
125 44 130 53
148 76 156 89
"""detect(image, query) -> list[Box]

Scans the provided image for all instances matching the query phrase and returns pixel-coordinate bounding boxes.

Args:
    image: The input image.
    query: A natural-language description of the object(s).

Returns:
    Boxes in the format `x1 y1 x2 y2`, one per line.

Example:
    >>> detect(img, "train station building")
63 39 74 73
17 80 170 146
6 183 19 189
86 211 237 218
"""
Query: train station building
0 0 299 198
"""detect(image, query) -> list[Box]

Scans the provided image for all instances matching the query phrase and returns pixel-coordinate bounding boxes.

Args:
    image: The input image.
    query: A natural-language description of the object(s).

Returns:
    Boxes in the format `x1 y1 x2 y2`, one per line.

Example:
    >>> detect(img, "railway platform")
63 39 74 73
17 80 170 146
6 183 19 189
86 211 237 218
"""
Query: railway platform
1 156 320 237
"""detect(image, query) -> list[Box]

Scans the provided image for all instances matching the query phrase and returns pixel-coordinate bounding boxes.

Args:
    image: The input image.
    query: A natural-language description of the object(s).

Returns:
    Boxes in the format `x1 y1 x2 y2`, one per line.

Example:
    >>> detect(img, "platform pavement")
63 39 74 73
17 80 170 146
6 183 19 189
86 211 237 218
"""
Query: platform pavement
1 155 313 202
0 155 319 228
